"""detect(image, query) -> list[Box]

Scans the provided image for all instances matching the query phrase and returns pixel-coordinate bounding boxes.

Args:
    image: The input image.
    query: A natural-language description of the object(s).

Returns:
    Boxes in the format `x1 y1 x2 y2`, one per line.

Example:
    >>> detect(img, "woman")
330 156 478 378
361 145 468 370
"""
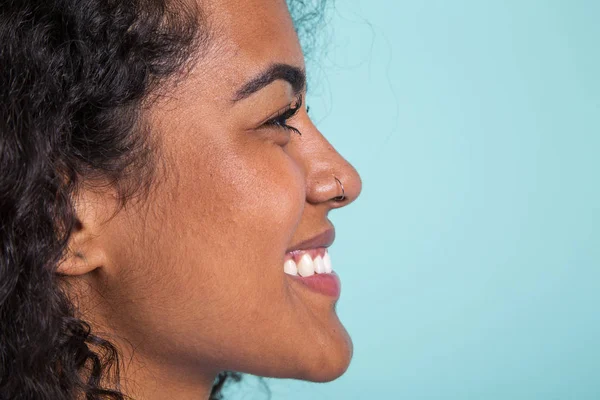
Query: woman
0 0 362 398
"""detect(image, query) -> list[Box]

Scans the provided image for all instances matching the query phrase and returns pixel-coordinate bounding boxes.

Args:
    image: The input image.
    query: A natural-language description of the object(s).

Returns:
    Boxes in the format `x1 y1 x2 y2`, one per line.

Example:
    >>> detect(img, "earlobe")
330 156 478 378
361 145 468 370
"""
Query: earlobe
57 190 113 276
57 218 106 276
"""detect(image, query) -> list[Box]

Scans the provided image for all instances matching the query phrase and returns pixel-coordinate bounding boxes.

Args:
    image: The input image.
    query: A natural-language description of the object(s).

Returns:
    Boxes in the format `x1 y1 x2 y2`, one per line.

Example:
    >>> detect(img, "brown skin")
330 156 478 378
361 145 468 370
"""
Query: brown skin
60 0 362 398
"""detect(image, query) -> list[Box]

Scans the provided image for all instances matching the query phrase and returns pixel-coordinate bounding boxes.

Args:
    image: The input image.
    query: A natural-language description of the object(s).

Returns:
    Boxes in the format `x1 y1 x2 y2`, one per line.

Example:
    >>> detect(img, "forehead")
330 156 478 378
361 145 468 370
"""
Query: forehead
188 0 305 98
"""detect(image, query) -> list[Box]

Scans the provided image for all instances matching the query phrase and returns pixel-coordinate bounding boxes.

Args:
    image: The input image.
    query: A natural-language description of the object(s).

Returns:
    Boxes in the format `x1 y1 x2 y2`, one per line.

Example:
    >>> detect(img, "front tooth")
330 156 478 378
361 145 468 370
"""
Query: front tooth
284 259 298 276
297 253 315 277
314 256 326 274
323 251 332 273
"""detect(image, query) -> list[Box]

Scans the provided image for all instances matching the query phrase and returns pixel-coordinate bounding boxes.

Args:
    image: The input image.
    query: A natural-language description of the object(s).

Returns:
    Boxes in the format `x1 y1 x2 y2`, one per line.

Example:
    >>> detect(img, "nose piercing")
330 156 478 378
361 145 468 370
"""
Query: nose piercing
333 176 345 201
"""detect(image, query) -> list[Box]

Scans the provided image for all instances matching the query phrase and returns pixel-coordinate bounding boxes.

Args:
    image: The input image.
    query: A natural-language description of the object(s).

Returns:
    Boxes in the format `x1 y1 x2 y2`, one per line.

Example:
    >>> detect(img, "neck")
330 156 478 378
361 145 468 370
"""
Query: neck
117 348 219 400
67 277 221 399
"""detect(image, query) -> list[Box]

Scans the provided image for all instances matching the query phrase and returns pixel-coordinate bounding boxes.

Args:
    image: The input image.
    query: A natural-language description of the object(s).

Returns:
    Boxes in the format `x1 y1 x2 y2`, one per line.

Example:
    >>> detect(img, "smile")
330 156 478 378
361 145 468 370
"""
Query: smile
283 248 332 276
283 248 341 298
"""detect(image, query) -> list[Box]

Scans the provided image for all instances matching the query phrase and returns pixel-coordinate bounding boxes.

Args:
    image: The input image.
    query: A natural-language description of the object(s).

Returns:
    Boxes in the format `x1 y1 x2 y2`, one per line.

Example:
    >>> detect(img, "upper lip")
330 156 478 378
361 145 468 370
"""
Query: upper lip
286 227 335 252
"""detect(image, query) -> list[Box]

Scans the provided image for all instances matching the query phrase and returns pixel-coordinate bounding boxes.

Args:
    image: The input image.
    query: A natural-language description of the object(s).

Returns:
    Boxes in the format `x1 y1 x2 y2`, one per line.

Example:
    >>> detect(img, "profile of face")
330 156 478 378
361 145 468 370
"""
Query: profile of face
62 0 362 397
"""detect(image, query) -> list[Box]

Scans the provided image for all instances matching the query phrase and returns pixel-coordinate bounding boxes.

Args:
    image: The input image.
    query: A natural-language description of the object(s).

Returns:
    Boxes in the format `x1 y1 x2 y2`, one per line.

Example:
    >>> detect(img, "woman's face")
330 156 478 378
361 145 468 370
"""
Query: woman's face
72 0 361 391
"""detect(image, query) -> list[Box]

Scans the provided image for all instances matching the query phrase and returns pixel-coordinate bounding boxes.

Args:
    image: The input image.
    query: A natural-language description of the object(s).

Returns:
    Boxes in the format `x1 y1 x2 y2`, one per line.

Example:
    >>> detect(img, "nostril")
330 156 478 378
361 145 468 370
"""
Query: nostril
331 166 362 207
332 176 345 202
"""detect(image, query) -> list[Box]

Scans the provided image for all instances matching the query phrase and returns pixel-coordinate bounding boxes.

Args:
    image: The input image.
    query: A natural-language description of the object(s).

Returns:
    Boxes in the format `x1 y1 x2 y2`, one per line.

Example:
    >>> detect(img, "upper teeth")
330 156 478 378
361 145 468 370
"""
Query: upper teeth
284 250 333 277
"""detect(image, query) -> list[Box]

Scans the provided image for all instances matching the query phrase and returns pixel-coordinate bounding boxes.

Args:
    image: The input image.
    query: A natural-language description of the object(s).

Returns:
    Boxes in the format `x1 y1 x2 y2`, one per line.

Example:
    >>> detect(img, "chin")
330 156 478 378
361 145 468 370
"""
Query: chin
297 330 354 383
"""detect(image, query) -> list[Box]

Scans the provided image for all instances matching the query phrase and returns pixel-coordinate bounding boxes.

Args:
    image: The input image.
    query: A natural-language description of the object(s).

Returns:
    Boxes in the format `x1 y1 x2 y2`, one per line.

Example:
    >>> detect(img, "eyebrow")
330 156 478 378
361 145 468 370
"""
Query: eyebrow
232 63 306 102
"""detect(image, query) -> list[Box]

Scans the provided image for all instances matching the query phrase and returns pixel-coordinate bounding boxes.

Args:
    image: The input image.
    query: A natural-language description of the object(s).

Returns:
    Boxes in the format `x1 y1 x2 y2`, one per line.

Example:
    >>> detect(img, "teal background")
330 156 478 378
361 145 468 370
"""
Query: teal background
229 1 600 399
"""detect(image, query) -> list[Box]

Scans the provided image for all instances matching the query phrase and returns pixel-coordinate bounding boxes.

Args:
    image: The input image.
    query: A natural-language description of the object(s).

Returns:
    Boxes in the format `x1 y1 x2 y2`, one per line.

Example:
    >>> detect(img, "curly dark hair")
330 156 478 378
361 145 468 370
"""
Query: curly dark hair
0 0 327 399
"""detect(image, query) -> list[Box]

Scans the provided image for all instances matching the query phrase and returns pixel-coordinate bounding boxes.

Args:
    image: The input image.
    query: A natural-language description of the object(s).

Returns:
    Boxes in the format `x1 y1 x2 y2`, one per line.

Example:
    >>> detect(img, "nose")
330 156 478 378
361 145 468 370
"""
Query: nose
295 120 362 209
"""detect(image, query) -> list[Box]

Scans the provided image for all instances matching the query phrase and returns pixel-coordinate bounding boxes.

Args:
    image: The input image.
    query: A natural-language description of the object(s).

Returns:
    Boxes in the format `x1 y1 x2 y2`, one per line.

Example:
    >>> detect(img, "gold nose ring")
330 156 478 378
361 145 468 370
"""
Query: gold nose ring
333 176 345 201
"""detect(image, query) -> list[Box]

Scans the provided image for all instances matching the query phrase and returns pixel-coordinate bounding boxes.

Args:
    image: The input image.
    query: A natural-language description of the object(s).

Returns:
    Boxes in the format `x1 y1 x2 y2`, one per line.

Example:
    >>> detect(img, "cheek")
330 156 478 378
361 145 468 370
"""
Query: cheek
106 128 307 365
156 138 304 310
192 141 305 252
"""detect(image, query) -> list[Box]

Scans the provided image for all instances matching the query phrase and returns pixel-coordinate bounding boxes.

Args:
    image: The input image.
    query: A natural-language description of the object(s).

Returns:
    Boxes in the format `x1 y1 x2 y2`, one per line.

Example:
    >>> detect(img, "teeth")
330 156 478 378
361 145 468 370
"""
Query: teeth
284 250 333 276
314 256 326 274
323 252 332 273
297 253 315 277
283 259 298 276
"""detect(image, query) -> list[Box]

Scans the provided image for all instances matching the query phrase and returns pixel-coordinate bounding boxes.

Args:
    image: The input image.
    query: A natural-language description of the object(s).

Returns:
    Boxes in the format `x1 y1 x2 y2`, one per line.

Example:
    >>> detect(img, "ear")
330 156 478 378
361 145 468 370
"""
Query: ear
57 191 110 276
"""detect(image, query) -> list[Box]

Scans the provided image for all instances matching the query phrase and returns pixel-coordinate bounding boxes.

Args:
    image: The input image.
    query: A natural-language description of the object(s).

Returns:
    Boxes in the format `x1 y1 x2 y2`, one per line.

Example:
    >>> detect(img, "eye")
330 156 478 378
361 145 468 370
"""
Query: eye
263 95 303 136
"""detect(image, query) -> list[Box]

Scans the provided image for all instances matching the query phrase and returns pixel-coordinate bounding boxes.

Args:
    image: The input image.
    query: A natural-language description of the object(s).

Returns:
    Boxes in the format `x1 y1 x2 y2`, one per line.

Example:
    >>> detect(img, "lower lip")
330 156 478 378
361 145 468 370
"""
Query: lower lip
288 272 341 298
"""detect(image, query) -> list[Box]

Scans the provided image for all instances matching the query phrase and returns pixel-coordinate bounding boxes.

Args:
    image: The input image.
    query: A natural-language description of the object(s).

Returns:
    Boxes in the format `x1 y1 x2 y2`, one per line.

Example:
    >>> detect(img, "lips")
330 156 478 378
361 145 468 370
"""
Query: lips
287 272 341 298
286 228 335 252
284 228 340 298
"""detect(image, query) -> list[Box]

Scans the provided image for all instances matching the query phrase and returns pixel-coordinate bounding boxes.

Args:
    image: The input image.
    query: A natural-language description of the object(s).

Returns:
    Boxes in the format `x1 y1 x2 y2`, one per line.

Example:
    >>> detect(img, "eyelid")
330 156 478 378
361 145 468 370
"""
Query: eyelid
259 95 304 137
259 94 303 126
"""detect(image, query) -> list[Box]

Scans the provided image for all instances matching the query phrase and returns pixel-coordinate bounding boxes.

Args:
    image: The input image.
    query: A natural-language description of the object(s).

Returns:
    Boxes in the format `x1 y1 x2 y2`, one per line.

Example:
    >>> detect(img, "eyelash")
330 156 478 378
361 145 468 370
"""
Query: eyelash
263 95 304 136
